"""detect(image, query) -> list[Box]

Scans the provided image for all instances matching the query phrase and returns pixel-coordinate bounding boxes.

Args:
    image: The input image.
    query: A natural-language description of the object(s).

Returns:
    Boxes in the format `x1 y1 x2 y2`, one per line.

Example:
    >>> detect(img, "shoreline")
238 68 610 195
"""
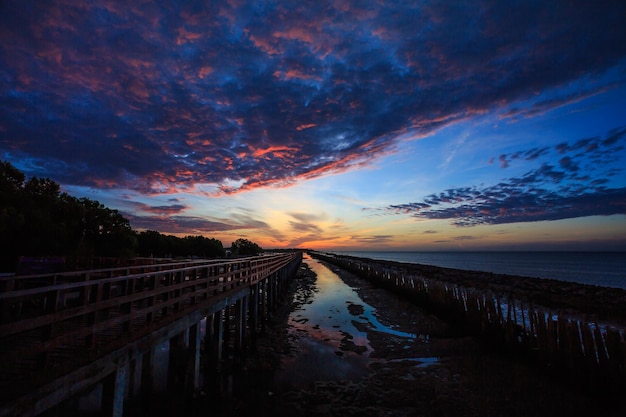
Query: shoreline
314 258 626 417
201 257 626 417
318 251 626 323
323 250 626 288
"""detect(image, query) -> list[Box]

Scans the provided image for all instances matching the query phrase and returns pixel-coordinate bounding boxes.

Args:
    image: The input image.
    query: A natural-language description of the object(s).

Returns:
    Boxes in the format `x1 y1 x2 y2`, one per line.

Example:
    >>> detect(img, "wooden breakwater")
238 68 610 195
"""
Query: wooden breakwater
310 251 626 396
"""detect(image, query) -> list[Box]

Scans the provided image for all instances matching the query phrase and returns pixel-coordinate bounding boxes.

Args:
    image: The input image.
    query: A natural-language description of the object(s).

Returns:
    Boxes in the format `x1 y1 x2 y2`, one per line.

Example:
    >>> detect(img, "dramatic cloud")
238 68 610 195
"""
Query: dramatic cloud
2 1 626 195
286 212 325 234
126 209 275 236
126 214 237 235
351 235 395 245
491 146 551 168
289 222 322 234
384 127 626 226
499 83 620 120
128 201 188 216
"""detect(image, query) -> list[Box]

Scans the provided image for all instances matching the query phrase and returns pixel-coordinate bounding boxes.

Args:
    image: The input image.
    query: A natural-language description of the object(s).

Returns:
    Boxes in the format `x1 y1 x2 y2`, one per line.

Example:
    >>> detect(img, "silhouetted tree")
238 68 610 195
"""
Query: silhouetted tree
78 198 137 258
0 161 26 270
136 231 225 258
136 230 170 258
182 235 225 258
0 161 227 272
230 238 262 256
0 161 137 271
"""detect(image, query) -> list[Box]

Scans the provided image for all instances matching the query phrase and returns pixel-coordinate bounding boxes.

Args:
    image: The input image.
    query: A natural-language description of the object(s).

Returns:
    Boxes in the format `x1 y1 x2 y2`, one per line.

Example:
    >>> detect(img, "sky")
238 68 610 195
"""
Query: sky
1 0 626 251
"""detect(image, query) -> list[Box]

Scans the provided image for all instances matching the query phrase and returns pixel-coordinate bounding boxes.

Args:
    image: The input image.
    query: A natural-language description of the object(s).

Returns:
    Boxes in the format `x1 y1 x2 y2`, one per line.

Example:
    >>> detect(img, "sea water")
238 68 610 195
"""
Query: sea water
326 251 626 290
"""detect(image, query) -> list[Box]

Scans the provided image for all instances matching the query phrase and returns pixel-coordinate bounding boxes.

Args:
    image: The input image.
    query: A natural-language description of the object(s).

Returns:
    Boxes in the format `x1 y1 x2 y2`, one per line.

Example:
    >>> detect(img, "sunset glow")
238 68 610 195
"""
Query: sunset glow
1 1 625 250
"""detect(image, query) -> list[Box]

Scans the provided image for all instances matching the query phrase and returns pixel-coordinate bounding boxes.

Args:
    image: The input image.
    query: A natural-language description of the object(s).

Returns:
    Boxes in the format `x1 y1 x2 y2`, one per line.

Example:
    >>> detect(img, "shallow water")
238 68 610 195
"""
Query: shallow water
274 255 417 390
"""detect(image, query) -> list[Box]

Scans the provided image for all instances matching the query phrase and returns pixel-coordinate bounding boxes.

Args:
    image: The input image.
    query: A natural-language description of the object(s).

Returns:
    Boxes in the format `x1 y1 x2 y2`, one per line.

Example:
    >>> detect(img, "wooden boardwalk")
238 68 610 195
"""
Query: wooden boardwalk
0 252 301 416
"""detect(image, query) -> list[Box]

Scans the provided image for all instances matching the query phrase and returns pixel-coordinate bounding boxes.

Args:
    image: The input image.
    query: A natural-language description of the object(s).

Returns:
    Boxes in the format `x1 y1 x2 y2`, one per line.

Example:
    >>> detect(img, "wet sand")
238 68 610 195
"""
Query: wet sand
201 259 626 417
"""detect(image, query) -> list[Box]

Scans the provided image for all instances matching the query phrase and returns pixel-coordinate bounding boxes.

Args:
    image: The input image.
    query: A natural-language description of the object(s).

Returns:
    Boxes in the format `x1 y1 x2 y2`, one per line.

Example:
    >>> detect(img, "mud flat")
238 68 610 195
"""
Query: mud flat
198 259 626 417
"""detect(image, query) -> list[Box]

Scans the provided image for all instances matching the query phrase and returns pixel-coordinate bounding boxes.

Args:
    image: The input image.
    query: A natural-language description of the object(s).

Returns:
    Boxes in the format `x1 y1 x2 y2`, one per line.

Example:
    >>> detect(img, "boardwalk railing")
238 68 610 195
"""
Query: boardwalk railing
0 252 301 413
311 251 626 395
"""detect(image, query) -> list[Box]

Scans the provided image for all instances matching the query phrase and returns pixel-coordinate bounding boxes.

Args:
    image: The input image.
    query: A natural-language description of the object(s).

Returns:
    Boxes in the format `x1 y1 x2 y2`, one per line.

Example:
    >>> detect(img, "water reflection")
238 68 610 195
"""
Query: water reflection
275 255 417 389
387 356 440 367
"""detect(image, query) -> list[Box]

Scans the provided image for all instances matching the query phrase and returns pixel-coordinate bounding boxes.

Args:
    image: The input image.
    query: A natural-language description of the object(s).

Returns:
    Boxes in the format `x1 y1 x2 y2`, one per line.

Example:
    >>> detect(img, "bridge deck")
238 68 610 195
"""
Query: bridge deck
0 253 299 407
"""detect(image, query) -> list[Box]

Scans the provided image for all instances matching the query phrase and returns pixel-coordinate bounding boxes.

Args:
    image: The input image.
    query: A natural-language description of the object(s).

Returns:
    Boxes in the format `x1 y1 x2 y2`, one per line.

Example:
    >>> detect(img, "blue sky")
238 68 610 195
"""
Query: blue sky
1 1 625 250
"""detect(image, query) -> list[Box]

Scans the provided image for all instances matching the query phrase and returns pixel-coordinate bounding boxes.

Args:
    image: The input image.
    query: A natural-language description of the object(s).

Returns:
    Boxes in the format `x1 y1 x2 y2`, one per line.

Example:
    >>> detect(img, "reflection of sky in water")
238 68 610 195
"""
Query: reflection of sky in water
292 256 373 350
360 305 416 339
296 255 416 341
277 255 416 389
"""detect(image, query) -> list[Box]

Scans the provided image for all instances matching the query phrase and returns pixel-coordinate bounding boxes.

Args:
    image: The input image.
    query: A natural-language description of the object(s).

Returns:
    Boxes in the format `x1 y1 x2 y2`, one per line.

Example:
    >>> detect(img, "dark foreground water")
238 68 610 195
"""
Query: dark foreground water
326 251 626 289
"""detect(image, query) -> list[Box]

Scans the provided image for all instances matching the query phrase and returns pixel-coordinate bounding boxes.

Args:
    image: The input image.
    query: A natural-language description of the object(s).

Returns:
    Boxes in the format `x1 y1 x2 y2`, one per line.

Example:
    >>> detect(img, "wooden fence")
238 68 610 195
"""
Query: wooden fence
311 252 626 395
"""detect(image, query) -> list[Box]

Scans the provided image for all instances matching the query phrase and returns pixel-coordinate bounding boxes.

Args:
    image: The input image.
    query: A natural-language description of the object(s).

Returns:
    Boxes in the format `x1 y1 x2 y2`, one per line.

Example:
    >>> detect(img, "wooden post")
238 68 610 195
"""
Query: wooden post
534 310 548 359
186 322 202 401
259 279 267 332
214 309 224 367
102 363 127 417
241 295 250 349
203 312 215 355
127 358 137 400
604 328 625 391
594 324 610 387
250 284 259 346
223 305 231 351
505 297 514 346
233 297 248 353
140 347 155 401
201 312 220 396
269 273 276 313
565 320 584 385
528 304 537 350
168 332 186 393
547 314 559 364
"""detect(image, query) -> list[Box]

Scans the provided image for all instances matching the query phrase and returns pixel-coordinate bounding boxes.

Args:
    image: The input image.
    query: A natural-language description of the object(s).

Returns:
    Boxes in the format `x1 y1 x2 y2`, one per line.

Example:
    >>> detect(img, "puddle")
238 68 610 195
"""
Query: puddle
275 254 417 389
385 356 440 368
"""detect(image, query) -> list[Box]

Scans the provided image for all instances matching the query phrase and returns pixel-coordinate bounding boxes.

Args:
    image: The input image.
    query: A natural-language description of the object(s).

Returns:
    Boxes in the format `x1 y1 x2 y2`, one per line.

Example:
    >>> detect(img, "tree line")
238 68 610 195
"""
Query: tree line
0 161 262 272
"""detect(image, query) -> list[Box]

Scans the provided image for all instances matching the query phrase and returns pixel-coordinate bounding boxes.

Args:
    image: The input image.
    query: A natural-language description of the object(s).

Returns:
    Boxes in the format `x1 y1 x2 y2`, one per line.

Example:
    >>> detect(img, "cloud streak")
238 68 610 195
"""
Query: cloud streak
383 127 626 226
1 1 625 195
125 209 279 239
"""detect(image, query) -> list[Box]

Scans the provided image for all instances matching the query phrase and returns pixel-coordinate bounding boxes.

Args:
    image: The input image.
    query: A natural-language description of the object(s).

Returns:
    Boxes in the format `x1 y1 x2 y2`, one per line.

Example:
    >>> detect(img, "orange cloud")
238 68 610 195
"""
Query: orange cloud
249 34 283 55
273 70 321 82
251 145 299 159
198 66 213 79
176 26 202 45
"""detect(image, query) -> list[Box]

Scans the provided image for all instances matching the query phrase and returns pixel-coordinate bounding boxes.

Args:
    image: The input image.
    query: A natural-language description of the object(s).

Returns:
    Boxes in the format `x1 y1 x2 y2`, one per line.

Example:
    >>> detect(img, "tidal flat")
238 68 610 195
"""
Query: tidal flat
196 257 626 417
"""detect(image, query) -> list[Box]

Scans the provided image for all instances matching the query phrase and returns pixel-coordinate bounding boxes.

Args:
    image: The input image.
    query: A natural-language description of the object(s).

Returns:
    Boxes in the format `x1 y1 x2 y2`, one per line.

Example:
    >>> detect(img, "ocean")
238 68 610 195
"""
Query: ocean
324 251 626 290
